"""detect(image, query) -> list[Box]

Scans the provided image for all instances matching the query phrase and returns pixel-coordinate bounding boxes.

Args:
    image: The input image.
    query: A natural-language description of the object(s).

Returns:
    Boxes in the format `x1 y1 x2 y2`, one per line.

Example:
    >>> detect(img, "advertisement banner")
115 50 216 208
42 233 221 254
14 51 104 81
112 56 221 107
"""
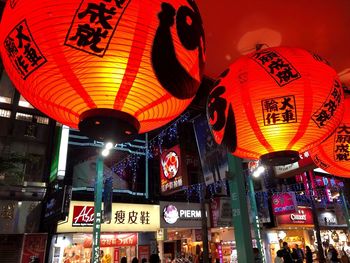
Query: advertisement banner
193 115 228 187
68 129 145 193
160 145 187 195
271 192 297 215
21 233 47 263
82 233 138 247
276 207 314 226
210 197 232 227
57 201 160 233
255 192 271 223
318 211 338 227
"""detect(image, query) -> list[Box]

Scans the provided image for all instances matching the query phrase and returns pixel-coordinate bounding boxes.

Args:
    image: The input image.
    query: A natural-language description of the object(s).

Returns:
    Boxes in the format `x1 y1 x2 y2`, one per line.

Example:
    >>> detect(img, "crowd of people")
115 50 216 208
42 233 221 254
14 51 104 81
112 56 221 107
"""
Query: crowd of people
272 242 350 263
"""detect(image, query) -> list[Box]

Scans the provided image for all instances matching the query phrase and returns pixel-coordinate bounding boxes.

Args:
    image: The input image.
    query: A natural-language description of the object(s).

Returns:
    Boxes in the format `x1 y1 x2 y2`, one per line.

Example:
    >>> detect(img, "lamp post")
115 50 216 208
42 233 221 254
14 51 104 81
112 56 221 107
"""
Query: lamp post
247 165 265 263
92 143 112 263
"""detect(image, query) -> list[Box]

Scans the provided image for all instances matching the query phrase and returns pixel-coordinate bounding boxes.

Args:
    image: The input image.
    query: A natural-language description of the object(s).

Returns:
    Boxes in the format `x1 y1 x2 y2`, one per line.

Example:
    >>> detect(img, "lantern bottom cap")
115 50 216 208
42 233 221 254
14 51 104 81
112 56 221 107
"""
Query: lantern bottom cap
78 109 140 142
260 150 300 166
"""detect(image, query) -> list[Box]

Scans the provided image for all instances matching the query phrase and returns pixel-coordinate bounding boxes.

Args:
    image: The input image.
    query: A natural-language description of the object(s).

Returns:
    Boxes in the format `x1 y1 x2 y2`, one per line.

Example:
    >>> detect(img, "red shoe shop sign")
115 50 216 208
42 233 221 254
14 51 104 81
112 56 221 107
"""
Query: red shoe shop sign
73 205 94 226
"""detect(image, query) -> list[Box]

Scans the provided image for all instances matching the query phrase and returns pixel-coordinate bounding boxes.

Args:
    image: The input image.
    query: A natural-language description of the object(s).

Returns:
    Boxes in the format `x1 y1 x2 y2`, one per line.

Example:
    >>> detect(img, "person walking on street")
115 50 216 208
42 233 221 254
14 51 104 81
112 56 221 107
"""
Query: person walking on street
282 242 294 263
305 246 313 263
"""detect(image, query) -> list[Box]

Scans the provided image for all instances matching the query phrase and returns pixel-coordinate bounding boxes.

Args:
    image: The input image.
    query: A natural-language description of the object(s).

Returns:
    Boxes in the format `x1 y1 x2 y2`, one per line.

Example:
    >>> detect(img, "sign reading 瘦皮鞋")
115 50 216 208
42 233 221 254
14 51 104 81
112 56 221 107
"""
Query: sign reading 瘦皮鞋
57 201 160 233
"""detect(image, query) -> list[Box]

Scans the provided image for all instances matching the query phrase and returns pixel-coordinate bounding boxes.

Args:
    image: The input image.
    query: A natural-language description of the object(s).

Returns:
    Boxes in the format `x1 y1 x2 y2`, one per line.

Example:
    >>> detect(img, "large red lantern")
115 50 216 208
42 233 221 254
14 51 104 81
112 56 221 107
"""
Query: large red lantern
0 0 205 141
310 93 350 177
207 47 344 165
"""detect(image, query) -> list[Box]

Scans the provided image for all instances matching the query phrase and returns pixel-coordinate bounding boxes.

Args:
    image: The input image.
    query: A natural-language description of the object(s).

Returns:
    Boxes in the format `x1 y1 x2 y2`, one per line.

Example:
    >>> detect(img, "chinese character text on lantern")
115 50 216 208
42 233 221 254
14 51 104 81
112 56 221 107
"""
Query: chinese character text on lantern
207 47 344 165
310 93 350 177
0 0 205 141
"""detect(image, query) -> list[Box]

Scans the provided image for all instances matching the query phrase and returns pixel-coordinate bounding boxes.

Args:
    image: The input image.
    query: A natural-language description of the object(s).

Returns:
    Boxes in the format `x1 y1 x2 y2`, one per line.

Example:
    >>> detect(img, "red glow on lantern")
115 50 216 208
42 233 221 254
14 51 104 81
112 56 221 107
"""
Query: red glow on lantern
0 0 205 141
207 47 344 165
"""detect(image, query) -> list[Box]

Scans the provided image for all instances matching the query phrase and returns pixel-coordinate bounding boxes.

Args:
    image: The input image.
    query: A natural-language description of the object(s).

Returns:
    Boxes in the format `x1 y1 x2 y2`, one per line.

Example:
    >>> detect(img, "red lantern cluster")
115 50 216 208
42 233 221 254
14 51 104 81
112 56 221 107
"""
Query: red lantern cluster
207 47 344 165
0 0 205 141
310 94 350 177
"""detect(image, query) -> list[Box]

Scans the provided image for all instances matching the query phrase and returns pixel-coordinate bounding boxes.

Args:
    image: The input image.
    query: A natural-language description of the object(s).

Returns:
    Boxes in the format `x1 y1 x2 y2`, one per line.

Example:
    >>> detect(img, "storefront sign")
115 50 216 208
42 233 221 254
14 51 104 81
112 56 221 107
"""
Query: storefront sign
160 202 209 228
83 233 138 247
276 207 314 226
271 192 297 215
318 211 338 227
210 197 232 227
21 233 47 263
73 205 94 226
114 249 119 263
274 151 316 178
160 145 187 195
57 201 160 233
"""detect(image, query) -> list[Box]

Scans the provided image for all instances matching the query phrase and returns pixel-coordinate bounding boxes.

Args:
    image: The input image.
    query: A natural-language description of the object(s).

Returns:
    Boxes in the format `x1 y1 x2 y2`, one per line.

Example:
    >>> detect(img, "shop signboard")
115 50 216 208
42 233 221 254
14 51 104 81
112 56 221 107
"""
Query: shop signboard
20 233 47 263
276 207 314 226
271 192 297 215
44 185 71 222
160 145 188 195
274 151 316 178
160 201 210 228
318 211 338 227
210 197 232 227
57 201 160 233
82 233 138 247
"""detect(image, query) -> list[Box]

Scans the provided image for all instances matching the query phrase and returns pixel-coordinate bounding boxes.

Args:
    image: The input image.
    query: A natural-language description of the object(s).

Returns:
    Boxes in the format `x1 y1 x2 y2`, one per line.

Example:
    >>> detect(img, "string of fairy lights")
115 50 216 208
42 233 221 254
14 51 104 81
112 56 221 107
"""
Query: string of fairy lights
108 111 348 210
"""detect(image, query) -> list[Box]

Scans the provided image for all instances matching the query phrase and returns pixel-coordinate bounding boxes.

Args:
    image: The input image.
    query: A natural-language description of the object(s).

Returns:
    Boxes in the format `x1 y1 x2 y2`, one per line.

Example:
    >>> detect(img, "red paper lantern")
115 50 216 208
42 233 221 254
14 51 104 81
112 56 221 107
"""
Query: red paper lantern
0 0 205 141
207 47 344 165
310 94 350 177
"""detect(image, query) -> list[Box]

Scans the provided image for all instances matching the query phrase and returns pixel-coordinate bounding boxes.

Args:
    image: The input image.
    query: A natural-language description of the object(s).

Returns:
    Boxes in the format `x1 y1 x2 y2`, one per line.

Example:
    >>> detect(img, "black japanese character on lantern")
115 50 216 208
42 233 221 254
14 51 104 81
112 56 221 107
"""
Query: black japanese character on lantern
152 0 205 99
78 2 116 29
69 24 108 53
15 25 31 48
207 82 237 152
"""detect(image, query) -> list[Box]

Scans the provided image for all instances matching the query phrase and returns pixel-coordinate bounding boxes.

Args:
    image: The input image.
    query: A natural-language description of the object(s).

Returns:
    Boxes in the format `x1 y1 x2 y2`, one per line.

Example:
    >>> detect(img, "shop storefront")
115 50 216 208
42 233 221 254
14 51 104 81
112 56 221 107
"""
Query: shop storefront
49 201 160 263
266 207 314 262
318 209 350 257
159 201 210 263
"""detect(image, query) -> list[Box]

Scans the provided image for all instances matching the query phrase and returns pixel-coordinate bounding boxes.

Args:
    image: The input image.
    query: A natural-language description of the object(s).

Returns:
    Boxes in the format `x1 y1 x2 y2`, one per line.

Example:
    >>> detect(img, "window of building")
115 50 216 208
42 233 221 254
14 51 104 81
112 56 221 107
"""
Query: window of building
0 109 11 118
18 95 34 109
0 70 15 105
15 112 33 122
34 116 49 125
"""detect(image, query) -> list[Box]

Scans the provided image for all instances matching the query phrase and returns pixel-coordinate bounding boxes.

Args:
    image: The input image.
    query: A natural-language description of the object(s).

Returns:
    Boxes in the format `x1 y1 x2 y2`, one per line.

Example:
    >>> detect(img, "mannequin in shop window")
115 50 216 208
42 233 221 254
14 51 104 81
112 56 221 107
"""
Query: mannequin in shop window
194 245 202 263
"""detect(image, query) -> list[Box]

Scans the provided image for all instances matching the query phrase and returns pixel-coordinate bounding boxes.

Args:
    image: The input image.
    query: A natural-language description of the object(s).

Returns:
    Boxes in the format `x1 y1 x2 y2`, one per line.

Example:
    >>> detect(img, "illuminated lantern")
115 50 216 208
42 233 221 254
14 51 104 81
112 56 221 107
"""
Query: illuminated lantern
207 47 344 165
0 0 205 141
310 93 350 177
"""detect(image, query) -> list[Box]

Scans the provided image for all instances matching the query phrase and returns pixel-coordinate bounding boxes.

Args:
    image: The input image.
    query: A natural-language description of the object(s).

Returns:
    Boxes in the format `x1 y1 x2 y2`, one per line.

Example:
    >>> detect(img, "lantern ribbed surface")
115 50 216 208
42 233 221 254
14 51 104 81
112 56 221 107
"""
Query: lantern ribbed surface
0 0 205 140
310 95 350 177
207 47 344 162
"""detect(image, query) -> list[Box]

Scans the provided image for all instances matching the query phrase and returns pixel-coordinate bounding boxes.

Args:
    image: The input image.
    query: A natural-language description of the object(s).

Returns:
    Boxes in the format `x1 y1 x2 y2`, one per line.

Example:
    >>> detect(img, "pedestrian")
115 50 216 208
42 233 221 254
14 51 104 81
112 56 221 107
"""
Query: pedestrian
305 246 313 263
132 257 139 263
327 245 340 263
282 242 294 263
340 248 350 263
150 254 160 263
121 257 128 263
253 248 263 263
274 250 284 263
141 258 147 263
295 244 305 263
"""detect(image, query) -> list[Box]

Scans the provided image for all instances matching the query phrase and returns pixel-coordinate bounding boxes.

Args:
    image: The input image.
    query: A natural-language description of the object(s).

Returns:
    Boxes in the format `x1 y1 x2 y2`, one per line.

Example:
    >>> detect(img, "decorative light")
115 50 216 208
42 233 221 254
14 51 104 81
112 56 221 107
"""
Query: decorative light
310 94 350 177
0 0 205 142
207 47 344 165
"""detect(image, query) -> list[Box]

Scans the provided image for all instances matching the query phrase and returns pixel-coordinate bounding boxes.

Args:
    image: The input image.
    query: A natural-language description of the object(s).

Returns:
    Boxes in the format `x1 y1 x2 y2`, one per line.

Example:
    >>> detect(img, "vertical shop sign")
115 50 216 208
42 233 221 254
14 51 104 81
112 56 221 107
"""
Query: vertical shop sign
114 248 119 263
92 157 103 263
104 177 113 223
160 145 187 195
21 233 47 263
